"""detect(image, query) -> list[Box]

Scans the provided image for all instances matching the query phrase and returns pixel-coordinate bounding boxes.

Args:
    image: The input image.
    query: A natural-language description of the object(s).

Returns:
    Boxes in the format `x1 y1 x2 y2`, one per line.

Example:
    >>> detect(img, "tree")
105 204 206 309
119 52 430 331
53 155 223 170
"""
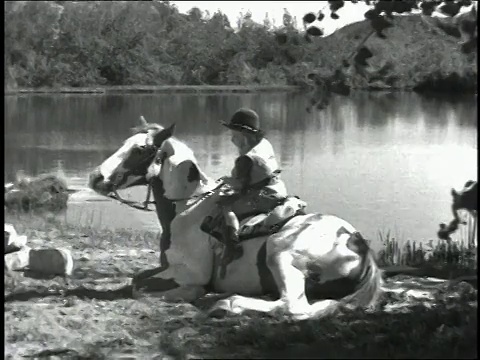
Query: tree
299 0 477 111
187 7 203 23
3 0 476 92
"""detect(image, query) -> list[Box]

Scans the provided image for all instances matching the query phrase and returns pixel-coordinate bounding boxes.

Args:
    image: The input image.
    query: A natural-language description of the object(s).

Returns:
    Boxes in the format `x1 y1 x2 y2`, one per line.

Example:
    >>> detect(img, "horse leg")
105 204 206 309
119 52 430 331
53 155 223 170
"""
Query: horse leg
133 282 206 303
132 263 208 303
207 252 292 317
268 252 339 320
208 295 284 317
208 252 334 320
133 265 167 282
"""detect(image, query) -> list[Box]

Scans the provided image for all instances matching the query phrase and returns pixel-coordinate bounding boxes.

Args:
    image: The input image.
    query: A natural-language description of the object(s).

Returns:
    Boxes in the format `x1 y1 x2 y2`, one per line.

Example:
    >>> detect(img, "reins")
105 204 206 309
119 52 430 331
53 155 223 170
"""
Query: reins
108 186 156 212
109 179 225 212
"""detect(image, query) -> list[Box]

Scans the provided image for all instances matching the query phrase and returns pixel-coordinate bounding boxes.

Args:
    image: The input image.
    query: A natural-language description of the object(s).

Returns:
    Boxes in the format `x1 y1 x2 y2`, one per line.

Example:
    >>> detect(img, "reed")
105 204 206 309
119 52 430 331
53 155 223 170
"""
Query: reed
376 225 477 272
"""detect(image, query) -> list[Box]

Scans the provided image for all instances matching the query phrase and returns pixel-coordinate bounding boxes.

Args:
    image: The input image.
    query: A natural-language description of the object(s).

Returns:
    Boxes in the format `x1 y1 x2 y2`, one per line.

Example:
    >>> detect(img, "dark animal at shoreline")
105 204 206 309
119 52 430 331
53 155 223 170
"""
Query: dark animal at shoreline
438 180 477 241
451 180 477 217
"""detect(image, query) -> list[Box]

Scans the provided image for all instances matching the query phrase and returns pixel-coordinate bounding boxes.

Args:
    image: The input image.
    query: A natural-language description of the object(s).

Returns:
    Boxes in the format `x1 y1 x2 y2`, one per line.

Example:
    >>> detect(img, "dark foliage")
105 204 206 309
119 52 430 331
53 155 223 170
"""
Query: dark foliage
302 0 477 109
4 1 477 112
303 13 316 24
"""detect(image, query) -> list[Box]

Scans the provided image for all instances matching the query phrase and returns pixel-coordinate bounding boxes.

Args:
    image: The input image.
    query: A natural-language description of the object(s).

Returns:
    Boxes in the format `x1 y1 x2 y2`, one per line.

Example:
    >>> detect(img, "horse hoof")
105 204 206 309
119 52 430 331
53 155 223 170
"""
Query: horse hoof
208 299 232 318
131 284 143 299
286 314 306 322
208 307 230 318
130 278 147 299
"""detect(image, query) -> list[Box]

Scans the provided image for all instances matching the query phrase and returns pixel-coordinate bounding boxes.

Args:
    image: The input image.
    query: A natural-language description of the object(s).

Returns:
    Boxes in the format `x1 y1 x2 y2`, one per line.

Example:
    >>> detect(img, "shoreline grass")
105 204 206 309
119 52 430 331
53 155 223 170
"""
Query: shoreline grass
4 86 475 97
4 85 301 96
5 210 477 280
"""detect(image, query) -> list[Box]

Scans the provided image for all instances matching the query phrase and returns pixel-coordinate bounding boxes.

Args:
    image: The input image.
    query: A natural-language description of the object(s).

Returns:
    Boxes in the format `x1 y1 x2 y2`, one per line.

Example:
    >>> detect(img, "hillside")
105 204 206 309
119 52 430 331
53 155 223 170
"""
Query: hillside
4 1 477 93
311 14 477 92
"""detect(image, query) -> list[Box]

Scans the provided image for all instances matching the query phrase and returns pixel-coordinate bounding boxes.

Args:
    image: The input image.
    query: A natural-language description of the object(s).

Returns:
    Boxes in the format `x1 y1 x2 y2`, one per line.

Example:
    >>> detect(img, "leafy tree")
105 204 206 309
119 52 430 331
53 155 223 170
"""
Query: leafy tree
299 0 477 111
3 0 476 99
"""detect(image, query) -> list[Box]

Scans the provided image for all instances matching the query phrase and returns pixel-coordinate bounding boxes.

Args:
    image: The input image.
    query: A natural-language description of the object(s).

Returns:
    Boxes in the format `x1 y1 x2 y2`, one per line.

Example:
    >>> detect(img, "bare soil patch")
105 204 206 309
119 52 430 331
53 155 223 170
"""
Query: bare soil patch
5 213 477 359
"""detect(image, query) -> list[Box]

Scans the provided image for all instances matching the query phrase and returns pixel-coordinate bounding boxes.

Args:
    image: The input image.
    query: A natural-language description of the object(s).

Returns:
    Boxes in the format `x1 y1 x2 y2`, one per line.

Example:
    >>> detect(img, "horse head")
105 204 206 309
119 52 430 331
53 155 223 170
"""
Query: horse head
88 116 175 196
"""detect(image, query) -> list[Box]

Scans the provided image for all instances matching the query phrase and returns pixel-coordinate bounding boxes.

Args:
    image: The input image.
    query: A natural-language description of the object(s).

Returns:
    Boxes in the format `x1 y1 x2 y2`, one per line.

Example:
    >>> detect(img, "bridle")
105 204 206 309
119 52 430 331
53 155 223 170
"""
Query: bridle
105 144 157 211
109 180 224 211
167 180 225 204
106 143 225 212
108 188 156 212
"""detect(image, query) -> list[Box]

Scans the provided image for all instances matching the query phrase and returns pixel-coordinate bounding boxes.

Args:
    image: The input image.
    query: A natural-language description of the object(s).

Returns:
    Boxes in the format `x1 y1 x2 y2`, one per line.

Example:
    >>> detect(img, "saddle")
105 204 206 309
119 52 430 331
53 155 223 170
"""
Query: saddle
200 196 307 243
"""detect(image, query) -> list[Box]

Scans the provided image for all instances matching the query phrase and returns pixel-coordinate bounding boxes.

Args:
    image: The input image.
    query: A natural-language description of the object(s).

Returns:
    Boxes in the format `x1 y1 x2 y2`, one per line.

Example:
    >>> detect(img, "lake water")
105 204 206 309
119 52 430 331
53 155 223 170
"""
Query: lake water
4 91 477 250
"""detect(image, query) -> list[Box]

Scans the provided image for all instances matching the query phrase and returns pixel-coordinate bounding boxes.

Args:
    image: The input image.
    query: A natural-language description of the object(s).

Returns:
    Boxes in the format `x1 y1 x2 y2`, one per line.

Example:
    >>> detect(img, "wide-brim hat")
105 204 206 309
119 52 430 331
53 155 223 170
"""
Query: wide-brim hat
221 108 260 133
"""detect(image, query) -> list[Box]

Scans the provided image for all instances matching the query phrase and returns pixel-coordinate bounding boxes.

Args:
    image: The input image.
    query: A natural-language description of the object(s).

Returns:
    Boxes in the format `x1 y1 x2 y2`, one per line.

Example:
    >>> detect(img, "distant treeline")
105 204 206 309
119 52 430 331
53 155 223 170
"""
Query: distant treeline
4 1 477 92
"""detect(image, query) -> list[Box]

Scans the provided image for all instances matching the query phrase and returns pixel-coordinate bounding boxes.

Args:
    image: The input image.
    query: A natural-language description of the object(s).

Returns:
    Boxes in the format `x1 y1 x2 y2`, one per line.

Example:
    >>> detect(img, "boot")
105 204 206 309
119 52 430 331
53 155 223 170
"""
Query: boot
223 225 243 260
219 225 243 279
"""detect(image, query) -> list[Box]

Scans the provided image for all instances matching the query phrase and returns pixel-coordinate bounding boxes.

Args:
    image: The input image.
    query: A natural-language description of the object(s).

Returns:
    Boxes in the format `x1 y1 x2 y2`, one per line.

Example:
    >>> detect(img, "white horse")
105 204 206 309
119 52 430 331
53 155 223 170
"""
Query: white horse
88 118 383 320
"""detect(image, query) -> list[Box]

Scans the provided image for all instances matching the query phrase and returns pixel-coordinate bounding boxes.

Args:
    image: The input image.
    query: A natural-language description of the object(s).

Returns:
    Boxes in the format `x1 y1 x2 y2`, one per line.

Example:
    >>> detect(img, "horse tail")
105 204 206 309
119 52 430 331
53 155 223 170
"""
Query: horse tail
339 248 384 310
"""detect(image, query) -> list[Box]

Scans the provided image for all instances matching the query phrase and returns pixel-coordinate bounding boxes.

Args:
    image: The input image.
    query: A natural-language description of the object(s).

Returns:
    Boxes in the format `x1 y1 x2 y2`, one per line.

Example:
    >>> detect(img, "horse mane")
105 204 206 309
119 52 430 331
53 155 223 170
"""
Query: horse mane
156 136 217 206
160 137 196 161
130 123 164 135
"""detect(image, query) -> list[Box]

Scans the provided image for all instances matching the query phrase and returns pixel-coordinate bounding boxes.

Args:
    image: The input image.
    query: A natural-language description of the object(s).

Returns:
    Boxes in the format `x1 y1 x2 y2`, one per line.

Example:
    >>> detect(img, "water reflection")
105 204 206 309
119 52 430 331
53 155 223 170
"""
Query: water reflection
4 91 477 247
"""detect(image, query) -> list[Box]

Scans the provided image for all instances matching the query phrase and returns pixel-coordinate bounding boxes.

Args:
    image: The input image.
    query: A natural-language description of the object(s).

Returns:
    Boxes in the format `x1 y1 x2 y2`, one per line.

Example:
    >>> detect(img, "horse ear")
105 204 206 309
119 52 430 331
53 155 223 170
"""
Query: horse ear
139 115 148 126
153 123 176 147
165 123 176 136
131 116 148 134
451 188 458 197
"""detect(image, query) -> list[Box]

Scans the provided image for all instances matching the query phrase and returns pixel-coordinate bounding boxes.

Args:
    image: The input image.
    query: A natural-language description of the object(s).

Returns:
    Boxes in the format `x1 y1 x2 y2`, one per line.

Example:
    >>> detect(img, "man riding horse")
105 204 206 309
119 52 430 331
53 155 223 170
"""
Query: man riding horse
88 116 383 320
202 108 291 268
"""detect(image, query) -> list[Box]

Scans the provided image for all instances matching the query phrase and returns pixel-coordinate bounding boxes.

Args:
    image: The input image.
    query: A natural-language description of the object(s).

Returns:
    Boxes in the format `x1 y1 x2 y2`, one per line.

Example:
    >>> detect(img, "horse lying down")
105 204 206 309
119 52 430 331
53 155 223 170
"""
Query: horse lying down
438 180 477 241
88 117 383 320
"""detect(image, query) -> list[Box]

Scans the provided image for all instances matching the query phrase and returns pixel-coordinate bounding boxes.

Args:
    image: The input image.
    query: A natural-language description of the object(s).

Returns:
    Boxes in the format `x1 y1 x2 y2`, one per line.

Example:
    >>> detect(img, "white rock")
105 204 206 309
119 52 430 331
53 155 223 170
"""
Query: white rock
5 223 18 247
405 289 434 300
5 223 17 237
5 235 28 253
29 238 45 246
118 249 139 257
4 182 15 192
425 277 448 283
5 223 28 253
171 326 198 341
5 246 31 271
28 248 75 276
140 248 156 254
